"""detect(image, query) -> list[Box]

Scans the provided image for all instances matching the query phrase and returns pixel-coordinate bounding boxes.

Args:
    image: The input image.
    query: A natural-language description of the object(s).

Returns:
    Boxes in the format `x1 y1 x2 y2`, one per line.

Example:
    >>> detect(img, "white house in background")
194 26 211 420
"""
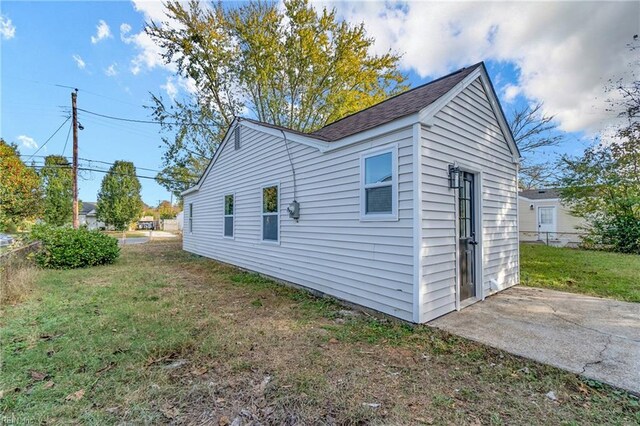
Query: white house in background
518 188 585 247
182 62 521 323
79 202 105 230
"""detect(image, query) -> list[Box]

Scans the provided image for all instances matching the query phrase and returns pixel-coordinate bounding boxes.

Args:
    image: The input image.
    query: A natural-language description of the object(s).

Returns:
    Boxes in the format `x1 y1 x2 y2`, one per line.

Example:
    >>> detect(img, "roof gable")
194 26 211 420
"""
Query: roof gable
311 64 482 141
183 62 519 196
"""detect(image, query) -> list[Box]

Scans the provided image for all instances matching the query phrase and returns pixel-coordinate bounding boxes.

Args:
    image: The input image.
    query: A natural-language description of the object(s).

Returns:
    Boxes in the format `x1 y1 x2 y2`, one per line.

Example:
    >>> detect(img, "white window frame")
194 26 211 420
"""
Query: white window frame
359 144 399 221
189 202 193 234
223 193 235 239
260 182 280 244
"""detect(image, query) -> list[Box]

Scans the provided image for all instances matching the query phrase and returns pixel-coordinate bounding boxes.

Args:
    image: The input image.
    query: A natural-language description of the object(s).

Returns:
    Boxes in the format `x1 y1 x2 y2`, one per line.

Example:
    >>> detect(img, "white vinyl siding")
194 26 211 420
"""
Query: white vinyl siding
419 77 519 322
182 125 415 321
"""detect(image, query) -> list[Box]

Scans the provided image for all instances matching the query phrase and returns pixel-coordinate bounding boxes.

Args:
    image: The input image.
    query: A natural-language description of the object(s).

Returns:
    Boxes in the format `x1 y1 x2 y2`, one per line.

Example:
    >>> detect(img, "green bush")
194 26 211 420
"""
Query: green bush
31 225 120 269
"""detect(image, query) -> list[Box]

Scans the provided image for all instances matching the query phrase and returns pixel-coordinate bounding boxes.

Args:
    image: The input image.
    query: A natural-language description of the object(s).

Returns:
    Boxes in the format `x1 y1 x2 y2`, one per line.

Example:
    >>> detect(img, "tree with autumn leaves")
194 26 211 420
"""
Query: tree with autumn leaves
147 0 407 197
0 139 42 231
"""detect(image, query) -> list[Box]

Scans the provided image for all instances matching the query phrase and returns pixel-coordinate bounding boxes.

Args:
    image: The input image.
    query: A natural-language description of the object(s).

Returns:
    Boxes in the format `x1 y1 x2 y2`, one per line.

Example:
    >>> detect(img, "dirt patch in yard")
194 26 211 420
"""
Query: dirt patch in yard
1 241 638 425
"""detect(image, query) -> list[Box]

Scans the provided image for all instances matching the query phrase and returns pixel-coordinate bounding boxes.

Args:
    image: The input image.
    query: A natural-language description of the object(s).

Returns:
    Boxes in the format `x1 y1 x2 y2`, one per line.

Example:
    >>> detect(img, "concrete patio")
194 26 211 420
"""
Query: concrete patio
430 286 640 394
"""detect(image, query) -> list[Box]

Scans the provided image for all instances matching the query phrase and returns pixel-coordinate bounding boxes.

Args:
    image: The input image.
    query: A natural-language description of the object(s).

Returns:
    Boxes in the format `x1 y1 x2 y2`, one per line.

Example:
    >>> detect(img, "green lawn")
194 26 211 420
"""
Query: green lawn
1 241 638 424
521 243 640 303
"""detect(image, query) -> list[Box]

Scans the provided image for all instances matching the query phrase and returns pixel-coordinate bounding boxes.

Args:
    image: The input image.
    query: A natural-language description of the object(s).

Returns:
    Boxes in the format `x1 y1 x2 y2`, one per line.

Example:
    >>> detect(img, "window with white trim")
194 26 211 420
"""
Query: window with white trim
360 146 397 220
261 185 279 242
223 194 234 238
189 203 193 233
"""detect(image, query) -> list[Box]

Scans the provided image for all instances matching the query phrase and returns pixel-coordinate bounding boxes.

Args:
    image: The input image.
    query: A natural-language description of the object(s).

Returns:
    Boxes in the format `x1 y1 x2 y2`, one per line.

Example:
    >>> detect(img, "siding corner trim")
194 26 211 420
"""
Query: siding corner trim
412 122 424 323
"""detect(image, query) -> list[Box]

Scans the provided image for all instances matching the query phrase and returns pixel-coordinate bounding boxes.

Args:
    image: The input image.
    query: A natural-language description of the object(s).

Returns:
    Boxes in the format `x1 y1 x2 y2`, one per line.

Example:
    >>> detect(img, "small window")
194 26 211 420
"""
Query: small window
262 185 279 242
223 194 234 238
189 203 194 233
234 127 240 150
360 146 397 220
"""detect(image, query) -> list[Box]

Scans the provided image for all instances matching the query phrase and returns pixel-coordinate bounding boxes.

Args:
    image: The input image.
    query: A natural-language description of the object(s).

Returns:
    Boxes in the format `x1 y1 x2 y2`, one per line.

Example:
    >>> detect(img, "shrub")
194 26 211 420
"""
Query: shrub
31 225 120 269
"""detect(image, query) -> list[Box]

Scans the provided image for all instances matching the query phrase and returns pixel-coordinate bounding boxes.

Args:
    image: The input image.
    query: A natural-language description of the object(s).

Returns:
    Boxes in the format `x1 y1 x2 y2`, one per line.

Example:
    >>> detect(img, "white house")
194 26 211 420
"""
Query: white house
518 188 585 247
79 202 105 230
182 62 521 323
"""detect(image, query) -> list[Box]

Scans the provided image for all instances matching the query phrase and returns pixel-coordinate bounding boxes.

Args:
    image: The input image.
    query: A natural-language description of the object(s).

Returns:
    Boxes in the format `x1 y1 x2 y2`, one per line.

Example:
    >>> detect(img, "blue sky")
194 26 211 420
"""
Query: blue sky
1 1 635 205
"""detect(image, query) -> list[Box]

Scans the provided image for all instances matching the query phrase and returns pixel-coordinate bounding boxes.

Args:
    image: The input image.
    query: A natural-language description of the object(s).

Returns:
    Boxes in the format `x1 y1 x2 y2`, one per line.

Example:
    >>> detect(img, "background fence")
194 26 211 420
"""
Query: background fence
519 231 587 247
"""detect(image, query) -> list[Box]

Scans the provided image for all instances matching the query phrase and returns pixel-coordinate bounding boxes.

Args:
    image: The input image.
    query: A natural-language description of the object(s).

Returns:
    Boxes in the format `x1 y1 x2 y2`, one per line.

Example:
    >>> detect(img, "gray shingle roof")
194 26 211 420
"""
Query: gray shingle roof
519 189 560 200
311 63 482 141
80 202 97 215
241 62 483 142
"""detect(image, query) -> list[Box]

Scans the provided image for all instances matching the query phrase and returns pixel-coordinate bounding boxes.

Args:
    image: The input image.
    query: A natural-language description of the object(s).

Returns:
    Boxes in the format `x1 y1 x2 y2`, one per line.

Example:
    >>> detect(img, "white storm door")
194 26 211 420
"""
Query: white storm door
537 206 557 240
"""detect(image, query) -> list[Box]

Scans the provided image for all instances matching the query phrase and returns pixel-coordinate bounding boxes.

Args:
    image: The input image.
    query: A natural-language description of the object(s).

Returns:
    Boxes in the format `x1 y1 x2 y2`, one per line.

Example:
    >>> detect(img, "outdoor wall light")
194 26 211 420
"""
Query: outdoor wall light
448 162 461 189
530 204 534 210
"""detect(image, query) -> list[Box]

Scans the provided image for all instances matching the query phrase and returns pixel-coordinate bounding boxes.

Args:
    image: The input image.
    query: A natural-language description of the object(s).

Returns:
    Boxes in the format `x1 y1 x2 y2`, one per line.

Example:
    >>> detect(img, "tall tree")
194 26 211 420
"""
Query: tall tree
147 0 407 197
40 155 73 226
507 102 563 189
0 139 42 231
157 200 178 219
97 161 143 231
560 38 640 253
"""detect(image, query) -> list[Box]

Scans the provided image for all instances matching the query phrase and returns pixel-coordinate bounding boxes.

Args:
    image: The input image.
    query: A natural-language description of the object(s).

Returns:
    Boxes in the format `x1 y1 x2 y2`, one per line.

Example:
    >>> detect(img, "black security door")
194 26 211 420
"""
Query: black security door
458 172 477 301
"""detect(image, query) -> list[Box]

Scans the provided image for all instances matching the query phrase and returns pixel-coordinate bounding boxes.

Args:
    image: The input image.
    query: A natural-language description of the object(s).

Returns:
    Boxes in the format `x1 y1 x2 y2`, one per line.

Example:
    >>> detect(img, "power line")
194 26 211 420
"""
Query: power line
62 121 72 156
27 164 193 185
77 107 210 127
27 116 71 161
20 154 200 179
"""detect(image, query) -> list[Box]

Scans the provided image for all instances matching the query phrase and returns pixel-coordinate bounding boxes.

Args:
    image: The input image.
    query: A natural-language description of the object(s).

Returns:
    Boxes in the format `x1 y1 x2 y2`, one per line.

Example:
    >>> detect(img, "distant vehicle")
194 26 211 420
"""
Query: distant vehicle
0 234 15 247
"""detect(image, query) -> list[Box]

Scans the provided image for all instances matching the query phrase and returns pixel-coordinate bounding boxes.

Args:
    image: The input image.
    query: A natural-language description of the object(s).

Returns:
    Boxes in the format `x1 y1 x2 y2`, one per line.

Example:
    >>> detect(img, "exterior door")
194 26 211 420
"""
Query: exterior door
537 206 557 241
458 172 477 301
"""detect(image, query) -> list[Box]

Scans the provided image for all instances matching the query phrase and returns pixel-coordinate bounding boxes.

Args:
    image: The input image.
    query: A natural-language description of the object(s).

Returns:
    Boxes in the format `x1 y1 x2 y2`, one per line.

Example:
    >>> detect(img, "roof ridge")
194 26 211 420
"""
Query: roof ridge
311 62 484 135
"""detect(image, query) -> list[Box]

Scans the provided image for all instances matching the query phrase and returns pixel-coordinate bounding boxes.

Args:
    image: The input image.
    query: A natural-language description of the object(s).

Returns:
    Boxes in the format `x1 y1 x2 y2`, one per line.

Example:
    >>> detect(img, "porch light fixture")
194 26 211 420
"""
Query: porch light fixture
448 163 461 189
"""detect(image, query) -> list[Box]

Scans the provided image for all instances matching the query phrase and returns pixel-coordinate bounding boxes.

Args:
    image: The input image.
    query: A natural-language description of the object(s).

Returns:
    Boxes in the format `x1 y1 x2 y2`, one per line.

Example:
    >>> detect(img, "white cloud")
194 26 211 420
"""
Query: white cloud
0 14 15 39
72 54 86 69
91 19 112 44
105 63 118 77
502 84 521 104
124 1 183 75
161 75 198 100
162 77 178 100
120 23 132 41
16 135 37 150
325 1 638 135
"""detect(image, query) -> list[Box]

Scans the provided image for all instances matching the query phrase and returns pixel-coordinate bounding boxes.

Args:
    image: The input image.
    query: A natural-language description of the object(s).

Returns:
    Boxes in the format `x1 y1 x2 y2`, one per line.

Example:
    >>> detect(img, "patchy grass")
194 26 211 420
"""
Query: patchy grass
521 243 640 302
0 266 40 306
1 241 638 424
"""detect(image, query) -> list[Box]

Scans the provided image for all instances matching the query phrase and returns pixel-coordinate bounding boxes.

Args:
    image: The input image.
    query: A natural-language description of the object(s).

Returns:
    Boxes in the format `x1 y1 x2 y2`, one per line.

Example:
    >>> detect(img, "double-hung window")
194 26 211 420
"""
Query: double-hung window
360 145 398 220
189 203 194 233
223 194 234 238
261 184 279 242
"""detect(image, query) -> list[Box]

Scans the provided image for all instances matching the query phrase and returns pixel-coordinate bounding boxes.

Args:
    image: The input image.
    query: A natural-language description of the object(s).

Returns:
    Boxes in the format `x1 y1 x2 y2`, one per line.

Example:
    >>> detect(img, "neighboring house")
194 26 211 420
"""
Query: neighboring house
79 202 105 230
182 62 521 323
518 188 585 247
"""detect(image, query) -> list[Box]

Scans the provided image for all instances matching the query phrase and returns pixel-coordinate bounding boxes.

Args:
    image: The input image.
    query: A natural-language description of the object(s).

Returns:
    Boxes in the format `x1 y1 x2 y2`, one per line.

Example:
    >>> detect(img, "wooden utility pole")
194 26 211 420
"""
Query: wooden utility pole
71 89 79 229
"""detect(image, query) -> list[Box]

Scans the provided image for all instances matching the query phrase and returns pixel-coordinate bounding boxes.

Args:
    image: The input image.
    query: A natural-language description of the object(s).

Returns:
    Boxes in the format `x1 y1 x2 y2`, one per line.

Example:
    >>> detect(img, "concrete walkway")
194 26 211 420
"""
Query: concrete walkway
430 286 640 394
